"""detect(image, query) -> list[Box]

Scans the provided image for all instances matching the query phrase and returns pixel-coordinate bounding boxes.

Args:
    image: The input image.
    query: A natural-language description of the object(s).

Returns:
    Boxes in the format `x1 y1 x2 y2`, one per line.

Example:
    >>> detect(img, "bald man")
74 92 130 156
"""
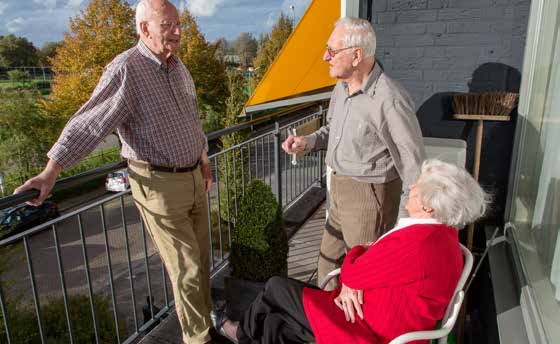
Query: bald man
15 1 214 342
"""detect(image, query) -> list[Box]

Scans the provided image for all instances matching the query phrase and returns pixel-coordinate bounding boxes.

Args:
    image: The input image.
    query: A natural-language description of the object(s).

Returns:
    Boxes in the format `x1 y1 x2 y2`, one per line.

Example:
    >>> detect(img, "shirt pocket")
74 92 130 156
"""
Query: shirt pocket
341 118 374 161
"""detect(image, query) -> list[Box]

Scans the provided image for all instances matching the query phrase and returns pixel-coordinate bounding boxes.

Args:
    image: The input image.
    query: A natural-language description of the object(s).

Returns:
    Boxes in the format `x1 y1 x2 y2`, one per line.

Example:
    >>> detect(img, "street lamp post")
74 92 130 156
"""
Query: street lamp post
289 5 295 24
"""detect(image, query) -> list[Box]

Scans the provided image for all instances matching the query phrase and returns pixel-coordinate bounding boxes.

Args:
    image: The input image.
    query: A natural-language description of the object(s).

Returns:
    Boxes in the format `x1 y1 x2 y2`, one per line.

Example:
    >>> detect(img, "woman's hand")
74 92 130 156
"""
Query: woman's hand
334 283 364 323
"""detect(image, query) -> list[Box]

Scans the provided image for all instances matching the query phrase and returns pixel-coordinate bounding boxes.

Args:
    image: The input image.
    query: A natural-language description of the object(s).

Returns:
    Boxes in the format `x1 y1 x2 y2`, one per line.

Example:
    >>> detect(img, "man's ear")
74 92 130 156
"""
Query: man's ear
352 48 363 67
140 21 150 38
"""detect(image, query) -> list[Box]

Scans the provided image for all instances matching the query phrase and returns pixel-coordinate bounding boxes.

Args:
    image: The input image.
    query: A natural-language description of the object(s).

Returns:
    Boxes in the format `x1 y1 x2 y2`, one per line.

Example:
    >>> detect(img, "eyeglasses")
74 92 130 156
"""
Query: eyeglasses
160 21 181 31
325 45 356 58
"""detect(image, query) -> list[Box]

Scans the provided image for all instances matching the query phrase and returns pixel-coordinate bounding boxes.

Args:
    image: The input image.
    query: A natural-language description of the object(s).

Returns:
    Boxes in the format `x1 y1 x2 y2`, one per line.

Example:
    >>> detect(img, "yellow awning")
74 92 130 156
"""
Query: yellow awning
245 0 339 109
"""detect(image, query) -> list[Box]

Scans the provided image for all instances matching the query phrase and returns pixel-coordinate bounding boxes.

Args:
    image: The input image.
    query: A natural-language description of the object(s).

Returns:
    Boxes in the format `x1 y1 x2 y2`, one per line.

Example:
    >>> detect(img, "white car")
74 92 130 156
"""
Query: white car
105 169 130 192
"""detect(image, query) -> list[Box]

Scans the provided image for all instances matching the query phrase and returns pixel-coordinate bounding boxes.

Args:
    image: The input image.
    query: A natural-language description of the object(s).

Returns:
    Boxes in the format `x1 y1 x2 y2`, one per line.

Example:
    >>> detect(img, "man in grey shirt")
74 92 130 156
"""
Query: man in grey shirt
282 17 425 287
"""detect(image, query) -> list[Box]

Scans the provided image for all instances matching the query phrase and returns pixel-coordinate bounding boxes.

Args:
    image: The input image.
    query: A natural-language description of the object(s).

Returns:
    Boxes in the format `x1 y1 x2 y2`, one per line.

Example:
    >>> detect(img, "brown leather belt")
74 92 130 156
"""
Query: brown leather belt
128 159 199 173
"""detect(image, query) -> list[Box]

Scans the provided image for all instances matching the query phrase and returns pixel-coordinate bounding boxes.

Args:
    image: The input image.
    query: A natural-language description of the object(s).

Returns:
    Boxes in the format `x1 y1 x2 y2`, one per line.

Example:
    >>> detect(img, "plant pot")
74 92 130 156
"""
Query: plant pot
224 277 265 321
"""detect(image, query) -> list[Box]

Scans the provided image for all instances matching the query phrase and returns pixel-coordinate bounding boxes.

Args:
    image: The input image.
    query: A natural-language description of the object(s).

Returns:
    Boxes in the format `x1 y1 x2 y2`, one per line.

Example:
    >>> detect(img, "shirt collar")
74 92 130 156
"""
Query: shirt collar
372 217 441 246
136 40 180 72
343 60 383 97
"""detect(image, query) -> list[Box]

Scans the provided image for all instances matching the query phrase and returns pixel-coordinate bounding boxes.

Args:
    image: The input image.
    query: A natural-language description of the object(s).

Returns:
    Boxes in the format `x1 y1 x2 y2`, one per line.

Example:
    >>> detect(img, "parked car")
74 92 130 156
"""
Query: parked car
105 169 130 192
0 201 60 237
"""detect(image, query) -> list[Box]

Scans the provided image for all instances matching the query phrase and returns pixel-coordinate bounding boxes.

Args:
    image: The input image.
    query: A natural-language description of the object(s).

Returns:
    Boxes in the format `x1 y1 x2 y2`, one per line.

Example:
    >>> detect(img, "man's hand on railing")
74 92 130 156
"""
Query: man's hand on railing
14 159 62 206
200 151 213 193
281 135 307 154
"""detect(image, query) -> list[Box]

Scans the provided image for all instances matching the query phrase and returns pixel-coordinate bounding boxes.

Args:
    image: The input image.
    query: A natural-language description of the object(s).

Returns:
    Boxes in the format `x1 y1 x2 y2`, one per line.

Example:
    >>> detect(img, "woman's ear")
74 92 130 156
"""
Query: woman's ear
422 206 434 214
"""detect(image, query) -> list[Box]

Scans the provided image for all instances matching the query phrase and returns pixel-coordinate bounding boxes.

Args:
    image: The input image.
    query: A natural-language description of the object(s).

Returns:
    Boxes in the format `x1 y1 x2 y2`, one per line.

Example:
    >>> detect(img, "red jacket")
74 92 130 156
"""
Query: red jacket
303 223 463 344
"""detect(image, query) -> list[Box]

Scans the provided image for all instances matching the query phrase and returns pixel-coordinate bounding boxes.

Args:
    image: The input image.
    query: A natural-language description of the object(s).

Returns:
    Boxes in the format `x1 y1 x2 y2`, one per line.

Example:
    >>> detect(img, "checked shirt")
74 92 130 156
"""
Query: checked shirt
48 40 208 169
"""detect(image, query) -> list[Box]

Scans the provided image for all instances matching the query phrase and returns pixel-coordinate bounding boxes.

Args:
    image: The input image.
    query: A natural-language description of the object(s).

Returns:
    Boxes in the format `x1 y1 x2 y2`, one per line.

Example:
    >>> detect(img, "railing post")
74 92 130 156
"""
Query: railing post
274 120 282 204
319 104 324 187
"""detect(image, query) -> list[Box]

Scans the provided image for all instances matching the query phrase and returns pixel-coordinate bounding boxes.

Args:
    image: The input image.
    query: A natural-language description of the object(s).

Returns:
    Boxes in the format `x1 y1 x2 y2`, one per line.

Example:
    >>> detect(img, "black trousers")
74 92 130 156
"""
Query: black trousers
238 276 317 344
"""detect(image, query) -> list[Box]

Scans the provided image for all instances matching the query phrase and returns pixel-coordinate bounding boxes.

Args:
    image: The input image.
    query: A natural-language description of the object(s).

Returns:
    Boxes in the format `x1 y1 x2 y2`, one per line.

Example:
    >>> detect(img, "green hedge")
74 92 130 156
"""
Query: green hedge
0 294 122 343
230 179 288 282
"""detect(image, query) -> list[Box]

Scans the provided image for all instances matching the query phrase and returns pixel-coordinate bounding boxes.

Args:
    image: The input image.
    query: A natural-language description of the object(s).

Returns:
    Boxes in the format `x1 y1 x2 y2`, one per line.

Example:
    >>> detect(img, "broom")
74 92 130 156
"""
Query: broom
451 91 518 344
452 92 518 118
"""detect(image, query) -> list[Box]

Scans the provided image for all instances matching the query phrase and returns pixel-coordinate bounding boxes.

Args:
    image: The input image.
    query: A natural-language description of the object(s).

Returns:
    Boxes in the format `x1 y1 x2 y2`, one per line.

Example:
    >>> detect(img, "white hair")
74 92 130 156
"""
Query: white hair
135 0 149 35
136 0 171 35
335 17 376 58
416 159 491 228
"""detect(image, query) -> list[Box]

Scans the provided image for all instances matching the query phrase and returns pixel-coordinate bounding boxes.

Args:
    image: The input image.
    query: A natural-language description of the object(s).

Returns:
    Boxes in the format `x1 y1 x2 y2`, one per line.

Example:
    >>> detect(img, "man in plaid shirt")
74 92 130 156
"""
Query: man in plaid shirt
15 1 216 342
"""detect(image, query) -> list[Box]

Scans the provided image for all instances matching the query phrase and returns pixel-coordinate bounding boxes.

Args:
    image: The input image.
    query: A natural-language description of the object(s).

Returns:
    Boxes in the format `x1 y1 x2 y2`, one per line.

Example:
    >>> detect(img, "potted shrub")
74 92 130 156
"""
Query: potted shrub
225 179 288 320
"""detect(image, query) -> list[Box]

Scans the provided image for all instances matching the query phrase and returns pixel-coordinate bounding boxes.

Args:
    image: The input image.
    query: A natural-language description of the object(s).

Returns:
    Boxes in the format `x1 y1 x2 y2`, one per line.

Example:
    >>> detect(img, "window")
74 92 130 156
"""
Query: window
507 0 560 341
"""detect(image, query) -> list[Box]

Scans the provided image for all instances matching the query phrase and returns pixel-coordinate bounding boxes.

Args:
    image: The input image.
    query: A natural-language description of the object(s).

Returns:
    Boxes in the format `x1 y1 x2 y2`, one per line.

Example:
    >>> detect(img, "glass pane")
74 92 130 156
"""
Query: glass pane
508 0 560 341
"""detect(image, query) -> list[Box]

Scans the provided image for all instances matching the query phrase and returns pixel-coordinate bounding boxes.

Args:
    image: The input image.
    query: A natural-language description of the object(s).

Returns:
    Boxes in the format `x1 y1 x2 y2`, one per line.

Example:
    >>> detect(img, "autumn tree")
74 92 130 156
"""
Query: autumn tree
232 32 257 67
252 13 293 88
0 35 39 67
178 10 228 118
41 0 136 126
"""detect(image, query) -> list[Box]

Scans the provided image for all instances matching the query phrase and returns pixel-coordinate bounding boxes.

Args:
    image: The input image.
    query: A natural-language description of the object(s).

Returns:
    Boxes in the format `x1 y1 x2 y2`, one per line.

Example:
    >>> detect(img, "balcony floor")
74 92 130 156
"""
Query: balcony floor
138 202 326 344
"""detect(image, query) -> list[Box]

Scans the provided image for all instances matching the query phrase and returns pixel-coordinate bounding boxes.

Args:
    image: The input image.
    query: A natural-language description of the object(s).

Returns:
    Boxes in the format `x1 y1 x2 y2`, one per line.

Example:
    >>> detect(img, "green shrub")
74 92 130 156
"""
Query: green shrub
230 179 288 282
0 293 122 343
7 70 31 84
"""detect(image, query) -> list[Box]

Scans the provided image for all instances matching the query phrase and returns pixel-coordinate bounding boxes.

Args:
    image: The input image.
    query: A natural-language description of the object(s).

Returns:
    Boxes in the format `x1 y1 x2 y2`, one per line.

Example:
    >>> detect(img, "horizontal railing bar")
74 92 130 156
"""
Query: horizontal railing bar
208 109 321 158
206 102 319 141
121 305 174 344
278 110 327 131
0 160 128 209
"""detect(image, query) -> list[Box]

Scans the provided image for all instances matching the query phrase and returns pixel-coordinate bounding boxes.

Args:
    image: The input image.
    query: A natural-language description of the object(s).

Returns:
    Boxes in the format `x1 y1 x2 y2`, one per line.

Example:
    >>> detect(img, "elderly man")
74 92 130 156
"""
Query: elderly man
15 1 214 343
282 18 425 286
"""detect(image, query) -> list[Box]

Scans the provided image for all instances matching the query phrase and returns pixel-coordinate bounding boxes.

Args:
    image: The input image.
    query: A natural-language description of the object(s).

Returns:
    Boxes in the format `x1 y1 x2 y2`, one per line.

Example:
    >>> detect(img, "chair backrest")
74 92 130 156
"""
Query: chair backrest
389 244 473 344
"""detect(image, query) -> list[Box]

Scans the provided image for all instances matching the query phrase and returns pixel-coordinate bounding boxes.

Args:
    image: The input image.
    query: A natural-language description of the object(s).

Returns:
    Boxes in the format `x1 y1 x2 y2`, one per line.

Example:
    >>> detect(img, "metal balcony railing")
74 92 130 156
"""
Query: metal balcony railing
0 102 327 344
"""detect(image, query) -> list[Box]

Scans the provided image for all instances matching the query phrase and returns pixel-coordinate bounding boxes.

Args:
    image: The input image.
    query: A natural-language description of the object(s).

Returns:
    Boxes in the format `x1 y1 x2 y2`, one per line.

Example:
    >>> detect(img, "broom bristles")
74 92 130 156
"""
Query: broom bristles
452 92 518 116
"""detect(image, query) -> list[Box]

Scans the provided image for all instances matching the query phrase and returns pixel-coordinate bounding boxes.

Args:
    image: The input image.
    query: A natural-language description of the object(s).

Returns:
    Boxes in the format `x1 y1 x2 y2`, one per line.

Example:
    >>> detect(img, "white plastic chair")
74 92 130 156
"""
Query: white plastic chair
318 244 473 344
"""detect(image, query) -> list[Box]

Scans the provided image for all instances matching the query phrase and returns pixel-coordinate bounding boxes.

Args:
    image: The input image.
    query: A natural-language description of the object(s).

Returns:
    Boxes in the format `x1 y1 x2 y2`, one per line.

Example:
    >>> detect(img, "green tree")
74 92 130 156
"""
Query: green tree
218 69 250 222
0 35 39 67
232 32 257 67
252 13 293 88
41 0 136 125
0 89 53 176
7 70 31 84
179 10 229 118
214 37 228 64
39 41 63 66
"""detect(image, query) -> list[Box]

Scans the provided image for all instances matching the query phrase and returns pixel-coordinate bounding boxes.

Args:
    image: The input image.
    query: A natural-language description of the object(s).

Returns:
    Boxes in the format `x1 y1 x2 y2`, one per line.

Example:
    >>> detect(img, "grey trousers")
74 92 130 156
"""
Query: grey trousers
318 173 401 289
239 277 316 344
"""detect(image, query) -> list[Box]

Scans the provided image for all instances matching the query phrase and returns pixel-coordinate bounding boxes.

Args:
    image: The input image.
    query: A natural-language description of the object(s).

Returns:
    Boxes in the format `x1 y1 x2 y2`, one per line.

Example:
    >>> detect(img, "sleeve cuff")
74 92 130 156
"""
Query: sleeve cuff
303 134 317 152
47 143 75 170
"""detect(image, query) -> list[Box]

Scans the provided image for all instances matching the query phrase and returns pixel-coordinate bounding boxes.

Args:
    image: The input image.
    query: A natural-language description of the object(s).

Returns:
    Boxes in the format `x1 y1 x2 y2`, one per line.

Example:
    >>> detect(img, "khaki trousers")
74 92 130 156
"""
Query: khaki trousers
318 173 401 289
128 164 212 344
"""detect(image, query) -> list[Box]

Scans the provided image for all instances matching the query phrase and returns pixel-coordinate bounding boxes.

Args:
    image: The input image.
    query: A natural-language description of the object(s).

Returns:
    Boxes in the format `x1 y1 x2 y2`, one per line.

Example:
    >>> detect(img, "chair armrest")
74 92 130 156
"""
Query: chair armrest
319 268 341 289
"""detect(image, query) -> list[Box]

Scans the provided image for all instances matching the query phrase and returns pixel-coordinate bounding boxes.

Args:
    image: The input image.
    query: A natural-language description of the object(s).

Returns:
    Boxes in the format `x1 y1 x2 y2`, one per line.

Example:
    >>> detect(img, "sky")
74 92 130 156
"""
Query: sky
0 0 311 48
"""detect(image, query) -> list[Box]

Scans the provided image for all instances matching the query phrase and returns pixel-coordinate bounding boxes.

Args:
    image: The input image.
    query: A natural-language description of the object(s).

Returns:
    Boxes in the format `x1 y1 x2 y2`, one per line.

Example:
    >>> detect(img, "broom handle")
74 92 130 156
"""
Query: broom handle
467 118 484 250
459 118 484 344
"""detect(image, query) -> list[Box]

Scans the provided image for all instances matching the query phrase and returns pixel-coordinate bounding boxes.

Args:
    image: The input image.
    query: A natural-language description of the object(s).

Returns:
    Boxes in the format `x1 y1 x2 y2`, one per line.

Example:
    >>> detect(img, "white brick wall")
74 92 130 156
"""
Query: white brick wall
370 0 531 108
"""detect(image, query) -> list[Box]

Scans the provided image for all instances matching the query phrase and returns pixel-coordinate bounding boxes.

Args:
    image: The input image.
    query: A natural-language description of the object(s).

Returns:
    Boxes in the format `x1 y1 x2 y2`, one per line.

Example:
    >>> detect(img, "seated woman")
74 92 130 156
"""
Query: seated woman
217 159 490 344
